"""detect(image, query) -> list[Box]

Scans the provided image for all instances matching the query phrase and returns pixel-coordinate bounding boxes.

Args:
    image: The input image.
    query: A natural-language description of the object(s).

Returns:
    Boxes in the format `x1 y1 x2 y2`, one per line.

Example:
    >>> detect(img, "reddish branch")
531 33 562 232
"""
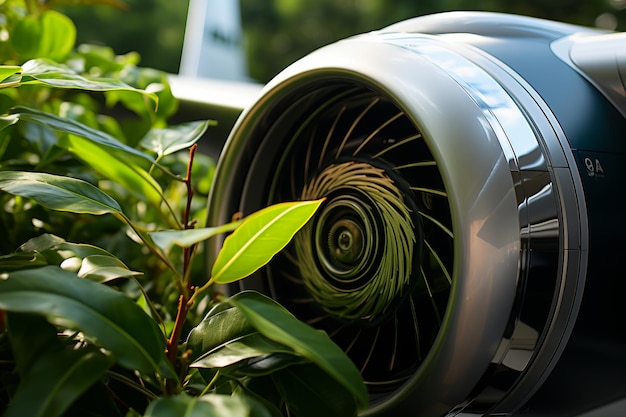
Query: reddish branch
165 144 199 386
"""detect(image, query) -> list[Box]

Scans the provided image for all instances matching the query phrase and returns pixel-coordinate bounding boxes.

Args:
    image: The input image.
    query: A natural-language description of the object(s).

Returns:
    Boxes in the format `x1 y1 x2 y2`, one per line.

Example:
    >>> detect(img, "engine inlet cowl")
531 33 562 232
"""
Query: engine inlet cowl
206 11 604 416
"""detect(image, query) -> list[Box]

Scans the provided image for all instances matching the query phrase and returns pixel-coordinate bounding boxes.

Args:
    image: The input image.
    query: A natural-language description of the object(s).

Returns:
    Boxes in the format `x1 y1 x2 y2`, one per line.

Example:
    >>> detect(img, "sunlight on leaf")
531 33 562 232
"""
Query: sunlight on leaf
0 65 21 81
0 171 122 215
186 305 256 363
0 66 22 88
140 120 214 158
190 332 296 370
144 393 271 417
149 221 241 252
63 134 164 206
0 114 19 130
13 106 156 164
211 199 324 284
77 254 142 282
228 291 369 411
20 59 158 106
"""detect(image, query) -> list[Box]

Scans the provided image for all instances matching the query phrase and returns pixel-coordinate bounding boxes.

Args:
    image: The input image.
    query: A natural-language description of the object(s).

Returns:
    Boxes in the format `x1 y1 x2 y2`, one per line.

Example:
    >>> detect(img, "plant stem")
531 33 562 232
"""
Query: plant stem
166 294 189 368
182 144 198 288
165 144 201 390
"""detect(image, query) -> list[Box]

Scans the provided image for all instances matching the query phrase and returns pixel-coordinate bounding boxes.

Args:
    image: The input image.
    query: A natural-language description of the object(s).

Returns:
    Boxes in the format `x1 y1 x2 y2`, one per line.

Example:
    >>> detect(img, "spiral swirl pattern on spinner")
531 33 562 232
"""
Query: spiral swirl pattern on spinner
294 161 416 321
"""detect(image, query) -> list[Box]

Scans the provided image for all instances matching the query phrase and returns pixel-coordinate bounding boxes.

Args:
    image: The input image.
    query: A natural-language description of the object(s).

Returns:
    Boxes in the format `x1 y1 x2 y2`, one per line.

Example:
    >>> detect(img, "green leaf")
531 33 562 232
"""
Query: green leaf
186 303 301 376
0 252 49 272
140 120 214 158
18 59 158 107
12 106 156 165
63 134 164 206
149 221 241 252
190 332 295 369
228 291 368 410
0 66 22 88
105 66 174 119
77 254 142 282
272 364 360 417
15 234 134 278
18 233 67 252
0 65 22 81
10 11 76 61
203 341 296 372
0 266 168 375
187 305 256 363
144 393 271 417
1 235 138 281
5 314 113 417
0 114 20 130
0 171 122 215
211 199 324 284
18 233 117 263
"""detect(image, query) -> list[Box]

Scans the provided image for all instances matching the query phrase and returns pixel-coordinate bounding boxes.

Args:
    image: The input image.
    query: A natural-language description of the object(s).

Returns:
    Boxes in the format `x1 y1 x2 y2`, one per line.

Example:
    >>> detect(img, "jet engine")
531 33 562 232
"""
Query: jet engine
206 12 626 416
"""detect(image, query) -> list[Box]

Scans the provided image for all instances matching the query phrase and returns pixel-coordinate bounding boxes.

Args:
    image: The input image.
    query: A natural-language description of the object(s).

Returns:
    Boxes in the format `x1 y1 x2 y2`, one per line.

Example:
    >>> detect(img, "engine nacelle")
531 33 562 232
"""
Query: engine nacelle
207 12 626 416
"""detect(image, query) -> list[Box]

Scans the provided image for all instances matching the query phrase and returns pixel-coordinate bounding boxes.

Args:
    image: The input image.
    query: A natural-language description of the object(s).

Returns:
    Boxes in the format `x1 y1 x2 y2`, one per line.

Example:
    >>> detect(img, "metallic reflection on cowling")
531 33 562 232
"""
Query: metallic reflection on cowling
207 11 626 417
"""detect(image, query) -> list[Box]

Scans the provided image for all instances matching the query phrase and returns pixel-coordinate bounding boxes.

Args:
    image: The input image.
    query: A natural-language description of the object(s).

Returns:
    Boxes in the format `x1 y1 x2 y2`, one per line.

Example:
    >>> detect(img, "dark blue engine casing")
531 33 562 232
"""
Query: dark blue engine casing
391 13 626 416
207 12 626 416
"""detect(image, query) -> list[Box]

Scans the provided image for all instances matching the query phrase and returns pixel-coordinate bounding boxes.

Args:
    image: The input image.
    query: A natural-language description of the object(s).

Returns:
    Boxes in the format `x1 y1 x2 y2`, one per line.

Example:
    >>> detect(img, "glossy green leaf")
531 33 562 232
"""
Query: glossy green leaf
0 65 21 81
63 134 163 206
18 233 117 265
10 11 76 61
0 171 122 215
140 120 214 158
186 304 297 374
0 266 167 375
190 332 293 369
272 363 360 417
105 66 174 119
144 393 271 417
187 305 255 363
149 221 241 252
18 59 157 107
228 291 368 410
211 199 324 284
188 303 303 373
0 114 19 130
12 106 156 164
77 254 142 282
0 66 22 88
15 234 135 279
210 342 300 374
17 233 67 252
5 314 113 417
1 235 138 281
0 252 48 271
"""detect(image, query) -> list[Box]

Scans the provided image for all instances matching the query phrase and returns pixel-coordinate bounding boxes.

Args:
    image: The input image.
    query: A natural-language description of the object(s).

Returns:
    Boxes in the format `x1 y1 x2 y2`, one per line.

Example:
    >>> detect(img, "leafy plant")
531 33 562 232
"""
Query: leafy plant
0 2 367 416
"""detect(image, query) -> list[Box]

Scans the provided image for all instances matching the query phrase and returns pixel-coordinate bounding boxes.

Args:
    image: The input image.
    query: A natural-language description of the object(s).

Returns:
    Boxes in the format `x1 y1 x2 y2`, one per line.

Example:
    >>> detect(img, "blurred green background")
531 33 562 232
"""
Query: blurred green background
62 0 626 83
